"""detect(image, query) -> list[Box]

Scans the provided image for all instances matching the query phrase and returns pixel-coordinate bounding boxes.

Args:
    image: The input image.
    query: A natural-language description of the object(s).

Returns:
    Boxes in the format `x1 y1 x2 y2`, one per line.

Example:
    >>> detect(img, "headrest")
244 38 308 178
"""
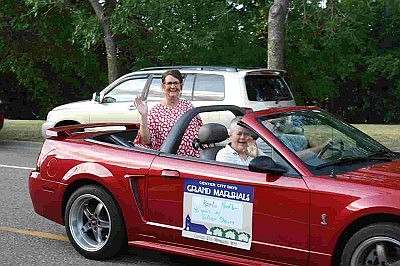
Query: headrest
198 123 228 144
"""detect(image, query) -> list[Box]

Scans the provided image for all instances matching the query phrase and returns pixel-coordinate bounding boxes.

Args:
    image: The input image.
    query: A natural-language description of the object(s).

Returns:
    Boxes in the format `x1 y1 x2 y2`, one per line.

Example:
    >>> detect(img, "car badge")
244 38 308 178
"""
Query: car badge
321 213 328 226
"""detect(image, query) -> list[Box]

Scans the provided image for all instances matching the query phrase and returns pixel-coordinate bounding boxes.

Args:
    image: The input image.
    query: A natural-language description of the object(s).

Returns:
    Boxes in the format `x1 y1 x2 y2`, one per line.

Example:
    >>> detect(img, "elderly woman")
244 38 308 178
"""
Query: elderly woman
134 69 203 157
216 116 264 166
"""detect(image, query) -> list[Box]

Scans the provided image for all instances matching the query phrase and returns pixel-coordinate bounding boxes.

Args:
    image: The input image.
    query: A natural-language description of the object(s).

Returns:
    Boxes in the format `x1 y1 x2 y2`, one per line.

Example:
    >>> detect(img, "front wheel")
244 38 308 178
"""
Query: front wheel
340 223 400 266
65 185 127 260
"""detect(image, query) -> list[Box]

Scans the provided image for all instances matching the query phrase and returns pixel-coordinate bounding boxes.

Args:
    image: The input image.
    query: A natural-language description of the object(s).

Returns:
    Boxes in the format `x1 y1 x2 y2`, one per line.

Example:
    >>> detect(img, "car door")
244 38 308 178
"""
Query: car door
89 76 149 123
144 154 310 265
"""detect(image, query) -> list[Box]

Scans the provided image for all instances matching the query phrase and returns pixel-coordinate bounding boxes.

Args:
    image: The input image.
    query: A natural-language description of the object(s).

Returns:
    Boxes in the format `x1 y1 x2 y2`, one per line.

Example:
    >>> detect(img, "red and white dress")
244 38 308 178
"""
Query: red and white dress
134 99 203 157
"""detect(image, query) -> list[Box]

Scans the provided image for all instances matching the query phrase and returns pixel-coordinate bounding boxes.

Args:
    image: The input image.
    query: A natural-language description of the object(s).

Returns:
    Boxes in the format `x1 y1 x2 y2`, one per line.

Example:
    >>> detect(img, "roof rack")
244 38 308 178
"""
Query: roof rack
243 68 287 76
240 67 286 72
139 66 238 72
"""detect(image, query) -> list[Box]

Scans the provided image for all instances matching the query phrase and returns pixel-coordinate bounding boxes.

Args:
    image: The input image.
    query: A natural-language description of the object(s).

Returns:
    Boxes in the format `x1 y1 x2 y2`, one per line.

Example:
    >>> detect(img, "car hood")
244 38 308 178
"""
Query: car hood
338 160 400 189
52 100 92 111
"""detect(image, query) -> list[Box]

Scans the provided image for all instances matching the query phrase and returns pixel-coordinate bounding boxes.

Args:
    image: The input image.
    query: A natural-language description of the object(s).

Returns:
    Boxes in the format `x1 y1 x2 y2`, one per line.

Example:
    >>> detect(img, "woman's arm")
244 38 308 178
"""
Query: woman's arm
134 96 151 145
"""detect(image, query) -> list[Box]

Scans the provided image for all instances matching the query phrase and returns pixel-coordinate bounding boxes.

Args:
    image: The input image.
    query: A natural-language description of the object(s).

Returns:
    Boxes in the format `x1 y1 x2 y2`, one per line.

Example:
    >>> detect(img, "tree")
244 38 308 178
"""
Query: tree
0 0 105 118
267 0 289 69
1 0 399 123
89 0 118 82
284 0 400 122
113 0 266 70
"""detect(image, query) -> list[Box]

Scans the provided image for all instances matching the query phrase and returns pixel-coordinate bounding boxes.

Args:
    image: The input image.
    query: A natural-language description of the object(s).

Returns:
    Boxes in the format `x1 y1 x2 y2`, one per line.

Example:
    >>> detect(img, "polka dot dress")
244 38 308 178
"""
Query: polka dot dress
135 99 203 157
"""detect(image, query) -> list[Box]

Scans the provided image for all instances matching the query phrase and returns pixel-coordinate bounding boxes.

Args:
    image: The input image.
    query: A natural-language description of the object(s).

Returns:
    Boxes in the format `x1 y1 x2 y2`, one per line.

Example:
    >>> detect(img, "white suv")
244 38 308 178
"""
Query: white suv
42 66 296 137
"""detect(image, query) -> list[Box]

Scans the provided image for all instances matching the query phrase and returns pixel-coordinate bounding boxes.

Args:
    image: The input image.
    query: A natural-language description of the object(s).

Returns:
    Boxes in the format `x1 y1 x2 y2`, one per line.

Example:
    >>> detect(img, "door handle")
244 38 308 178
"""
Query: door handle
128 105 136 110
161 170 180 178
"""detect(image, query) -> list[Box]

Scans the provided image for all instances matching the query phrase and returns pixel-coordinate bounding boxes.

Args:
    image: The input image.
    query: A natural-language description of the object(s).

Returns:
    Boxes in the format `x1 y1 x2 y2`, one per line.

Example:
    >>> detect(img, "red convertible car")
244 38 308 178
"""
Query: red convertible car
29 105 400 265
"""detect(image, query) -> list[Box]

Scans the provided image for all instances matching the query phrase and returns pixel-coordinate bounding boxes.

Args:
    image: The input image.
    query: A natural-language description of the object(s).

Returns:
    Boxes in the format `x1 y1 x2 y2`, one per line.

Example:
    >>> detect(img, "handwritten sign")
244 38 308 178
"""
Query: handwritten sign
182 178 254 250
191 196 243 229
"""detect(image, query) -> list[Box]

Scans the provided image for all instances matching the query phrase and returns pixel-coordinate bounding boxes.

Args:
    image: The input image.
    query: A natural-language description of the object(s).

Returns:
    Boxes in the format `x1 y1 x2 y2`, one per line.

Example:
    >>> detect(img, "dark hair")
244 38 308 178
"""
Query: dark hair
162 69 183 84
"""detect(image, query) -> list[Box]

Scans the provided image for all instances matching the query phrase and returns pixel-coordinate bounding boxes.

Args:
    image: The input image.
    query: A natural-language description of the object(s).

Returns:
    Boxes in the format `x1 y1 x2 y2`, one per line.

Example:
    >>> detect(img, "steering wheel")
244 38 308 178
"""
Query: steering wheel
317 138 344 159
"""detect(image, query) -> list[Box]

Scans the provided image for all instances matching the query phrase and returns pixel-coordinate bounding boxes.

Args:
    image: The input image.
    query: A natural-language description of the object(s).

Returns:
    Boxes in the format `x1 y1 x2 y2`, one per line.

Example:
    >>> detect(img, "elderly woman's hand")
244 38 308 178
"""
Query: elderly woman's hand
134 96 148 118
246 137 259 158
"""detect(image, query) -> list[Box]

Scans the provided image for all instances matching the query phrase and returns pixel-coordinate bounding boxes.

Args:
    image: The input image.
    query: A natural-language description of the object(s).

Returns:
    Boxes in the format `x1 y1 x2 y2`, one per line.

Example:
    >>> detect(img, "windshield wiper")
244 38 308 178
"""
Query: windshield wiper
315 157 367 170
367 150 399 159
315 154 393 170
274 96 290 104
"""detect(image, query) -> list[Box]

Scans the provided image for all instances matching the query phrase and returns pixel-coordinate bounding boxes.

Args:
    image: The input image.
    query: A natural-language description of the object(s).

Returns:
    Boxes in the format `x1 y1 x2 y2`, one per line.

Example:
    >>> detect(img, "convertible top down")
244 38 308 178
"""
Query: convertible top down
29 105 400 265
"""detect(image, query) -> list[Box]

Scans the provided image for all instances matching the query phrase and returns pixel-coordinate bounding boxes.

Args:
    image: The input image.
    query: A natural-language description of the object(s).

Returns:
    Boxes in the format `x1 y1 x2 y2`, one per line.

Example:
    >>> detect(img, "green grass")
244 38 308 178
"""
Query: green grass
0 119 45 142
0 120 399 151
353 124 400 152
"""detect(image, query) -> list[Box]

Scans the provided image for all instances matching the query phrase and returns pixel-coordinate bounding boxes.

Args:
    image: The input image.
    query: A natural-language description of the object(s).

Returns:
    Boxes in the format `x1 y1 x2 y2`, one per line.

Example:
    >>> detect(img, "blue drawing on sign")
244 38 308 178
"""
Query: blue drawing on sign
184 215 208 234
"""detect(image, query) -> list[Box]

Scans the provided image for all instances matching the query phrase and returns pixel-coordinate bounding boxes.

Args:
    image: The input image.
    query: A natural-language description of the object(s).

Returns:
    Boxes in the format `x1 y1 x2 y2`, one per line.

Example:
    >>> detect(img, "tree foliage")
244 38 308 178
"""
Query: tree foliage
0 0 106 118
282 0 400 123
0 0 399 123
111 0 266 70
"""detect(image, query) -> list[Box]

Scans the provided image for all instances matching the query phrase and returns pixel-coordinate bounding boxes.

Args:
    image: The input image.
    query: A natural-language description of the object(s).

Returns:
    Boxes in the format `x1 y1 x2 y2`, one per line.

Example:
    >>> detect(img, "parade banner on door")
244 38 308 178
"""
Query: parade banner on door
182 178 254 250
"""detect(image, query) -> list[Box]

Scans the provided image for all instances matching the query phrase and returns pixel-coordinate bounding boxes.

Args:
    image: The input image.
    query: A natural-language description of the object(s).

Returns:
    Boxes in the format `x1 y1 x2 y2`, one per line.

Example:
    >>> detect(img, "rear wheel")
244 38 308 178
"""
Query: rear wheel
65 185 127 260
340 223 400 266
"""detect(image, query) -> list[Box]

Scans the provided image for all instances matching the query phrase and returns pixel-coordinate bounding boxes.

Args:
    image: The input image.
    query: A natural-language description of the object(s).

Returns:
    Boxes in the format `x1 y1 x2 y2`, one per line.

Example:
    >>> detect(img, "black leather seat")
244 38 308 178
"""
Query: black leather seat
196 123 229 160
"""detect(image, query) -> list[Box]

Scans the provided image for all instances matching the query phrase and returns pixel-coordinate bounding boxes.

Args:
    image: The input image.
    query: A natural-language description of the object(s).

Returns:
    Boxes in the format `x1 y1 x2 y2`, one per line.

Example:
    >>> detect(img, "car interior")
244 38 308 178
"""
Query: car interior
91 130 138 148
192 123 229 160
87 122 299 176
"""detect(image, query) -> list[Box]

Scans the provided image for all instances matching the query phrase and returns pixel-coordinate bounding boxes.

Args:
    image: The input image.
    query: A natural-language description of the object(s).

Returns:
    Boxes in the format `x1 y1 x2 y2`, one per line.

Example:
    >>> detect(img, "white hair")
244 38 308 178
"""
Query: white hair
229 116 243 133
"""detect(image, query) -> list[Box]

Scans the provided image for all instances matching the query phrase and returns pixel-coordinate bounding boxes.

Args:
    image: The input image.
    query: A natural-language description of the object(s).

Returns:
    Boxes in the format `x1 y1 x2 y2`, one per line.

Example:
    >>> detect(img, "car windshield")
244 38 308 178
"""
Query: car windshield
245 75 292 102
258 109 397 174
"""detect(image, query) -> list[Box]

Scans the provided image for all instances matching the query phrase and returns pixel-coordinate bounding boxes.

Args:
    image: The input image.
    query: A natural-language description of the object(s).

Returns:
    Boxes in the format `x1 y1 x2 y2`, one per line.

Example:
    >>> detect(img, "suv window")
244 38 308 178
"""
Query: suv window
193 74 224 101
245 75 292 102
106 78 147 102
146 74 224 102
181 74 194 100
146 75 193 102
146 76 163 101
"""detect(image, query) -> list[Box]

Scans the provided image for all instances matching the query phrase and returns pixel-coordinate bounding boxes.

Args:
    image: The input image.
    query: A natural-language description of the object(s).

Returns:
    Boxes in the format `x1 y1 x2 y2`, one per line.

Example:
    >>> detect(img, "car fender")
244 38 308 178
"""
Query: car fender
61 162 145 237
310 188 400 258
313 192 400 264
306 175 400 255
53 112 89 125
62 162 114 182
333 190 400 237
48 103 92 125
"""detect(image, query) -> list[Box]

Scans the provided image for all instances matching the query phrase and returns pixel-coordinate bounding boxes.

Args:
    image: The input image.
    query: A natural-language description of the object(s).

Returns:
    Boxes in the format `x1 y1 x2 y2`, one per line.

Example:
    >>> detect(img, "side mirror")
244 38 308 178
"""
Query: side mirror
92 92 100 102
249 156 286 174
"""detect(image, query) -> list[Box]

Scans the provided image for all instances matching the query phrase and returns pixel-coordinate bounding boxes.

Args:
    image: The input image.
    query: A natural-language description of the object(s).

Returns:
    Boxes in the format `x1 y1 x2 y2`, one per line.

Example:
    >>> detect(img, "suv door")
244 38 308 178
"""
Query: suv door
145 73 234 126
89 76 148 123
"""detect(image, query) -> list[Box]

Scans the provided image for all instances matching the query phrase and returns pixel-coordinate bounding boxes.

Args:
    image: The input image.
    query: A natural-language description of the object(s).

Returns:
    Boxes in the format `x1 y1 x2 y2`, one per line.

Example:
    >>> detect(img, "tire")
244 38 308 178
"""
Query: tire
65 185 127 260
340 222 400 266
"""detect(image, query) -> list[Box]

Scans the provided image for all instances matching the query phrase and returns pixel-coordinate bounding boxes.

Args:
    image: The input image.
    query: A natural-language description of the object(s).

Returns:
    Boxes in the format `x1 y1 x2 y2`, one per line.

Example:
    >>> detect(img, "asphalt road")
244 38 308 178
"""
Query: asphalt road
0 140 217 266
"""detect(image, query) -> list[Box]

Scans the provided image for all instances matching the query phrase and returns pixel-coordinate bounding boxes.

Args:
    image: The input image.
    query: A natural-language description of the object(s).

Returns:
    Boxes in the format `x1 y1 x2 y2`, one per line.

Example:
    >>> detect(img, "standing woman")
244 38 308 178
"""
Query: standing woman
134 69 203 157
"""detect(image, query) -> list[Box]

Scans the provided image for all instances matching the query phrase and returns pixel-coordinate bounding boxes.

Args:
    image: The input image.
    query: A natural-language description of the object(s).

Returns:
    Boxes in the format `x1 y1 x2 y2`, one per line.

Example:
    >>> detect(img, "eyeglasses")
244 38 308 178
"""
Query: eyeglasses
163 81 180 87
234 131 250 137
